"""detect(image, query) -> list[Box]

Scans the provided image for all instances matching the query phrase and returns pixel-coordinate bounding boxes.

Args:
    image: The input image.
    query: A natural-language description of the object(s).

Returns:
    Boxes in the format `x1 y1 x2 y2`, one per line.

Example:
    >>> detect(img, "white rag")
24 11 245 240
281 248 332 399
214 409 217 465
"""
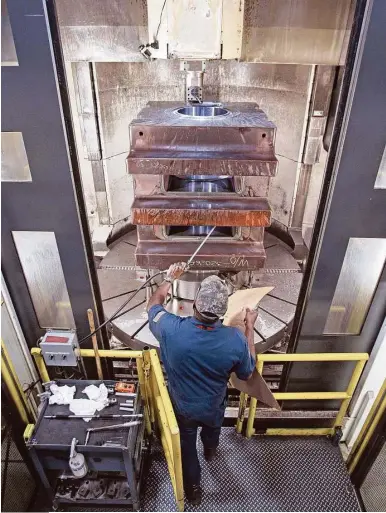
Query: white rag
49 384 76 406
68 384 109 422
82 384 108 404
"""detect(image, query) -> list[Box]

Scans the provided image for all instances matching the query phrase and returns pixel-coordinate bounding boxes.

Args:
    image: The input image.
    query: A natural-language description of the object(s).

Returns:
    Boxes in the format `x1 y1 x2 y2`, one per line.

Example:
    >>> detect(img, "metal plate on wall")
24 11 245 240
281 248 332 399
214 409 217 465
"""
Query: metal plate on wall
55 0 148 61
12 231 76 329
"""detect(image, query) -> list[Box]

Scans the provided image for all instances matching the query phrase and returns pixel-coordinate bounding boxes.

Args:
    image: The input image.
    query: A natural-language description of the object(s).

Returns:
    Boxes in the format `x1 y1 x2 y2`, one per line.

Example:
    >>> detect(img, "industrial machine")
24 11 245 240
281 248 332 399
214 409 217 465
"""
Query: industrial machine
2 1 386 510
99 69 302 357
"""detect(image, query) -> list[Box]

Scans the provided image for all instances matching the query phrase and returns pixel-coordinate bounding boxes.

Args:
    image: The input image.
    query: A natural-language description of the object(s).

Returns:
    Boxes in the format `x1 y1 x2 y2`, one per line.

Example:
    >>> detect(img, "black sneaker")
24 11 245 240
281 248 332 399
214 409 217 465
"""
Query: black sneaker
185 484 202 506
204 446 217 462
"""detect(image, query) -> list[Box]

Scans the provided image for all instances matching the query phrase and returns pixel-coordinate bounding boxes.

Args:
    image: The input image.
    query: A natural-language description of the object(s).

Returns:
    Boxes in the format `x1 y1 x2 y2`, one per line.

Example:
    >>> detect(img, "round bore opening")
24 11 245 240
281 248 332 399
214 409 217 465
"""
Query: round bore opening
176 105 229 117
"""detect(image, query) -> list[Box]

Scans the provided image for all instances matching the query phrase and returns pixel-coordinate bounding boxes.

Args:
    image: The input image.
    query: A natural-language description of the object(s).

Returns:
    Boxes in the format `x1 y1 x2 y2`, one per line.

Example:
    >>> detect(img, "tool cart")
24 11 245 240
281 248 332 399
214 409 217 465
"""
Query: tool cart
25 379 151 510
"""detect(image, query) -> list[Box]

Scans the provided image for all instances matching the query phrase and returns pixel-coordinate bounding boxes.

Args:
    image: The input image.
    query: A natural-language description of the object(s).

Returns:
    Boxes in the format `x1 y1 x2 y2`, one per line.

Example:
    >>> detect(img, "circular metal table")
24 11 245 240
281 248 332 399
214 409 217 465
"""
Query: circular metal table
98 229 303 353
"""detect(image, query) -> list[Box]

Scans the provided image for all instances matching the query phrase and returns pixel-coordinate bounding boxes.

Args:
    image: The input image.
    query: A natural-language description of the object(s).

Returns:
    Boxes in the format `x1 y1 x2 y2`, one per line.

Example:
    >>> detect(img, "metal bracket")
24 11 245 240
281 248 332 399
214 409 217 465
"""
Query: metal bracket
23 424 35 444
330 426 343 446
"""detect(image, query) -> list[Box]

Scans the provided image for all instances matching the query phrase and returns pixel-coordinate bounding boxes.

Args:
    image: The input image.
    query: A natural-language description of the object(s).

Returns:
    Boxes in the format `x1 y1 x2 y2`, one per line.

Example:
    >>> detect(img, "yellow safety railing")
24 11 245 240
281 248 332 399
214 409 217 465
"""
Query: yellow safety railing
31 347 184 511
1 340 34 424
236 352 369 438
146 349 184 512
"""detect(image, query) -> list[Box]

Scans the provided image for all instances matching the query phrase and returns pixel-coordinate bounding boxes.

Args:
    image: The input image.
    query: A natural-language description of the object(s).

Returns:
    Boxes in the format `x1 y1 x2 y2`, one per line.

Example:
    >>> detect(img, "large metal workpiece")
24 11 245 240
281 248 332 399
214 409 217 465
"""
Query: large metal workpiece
127 102 277 176
107 100 302 353
98 230 302 354
127 101 277 271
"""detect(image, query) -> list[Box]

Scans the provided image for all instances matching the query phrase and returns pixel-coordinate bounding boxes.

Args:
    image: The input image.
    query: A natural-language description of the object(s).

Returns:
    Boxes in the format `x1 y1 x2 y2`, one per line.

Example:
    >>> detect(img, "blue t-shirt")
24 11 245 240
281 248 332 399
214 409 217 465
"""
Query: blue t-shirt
148 304 255 427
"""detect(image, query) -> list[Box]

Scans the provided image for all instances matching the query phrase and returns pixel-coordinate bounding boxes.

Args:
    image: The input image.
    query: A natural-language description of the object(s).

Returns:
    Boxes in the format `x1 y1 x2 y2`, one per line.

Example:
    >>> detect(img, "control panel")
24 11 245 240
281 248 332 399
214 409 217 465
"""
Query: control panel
40 330 78 367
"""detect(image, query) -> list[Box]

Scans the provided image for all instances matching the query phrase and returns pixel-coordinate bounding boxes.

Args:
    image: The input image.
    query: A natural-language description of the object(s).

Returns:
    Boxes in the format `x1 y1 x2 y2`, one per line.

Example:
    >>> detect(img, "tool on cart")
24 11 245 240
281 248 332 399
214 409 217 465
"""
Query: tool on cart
37 380 57 402
69 438 88 478
85 420 142 445
115 382 136 394
44 413 143 419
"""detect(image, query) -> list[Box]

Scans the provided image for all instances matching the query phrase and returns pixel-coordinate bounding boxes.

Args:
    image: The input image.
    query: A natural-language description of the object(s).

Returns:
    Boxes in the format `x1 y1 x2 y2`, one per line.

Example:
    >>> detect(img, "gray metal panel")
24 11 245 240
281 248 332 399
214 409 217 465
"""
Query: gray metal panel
12 231 76 329
1 0 18 65
1 0 108 369
242 0 354 65
55 0 147 62
1 132 31 181
360 442 386 512
286 0 386 399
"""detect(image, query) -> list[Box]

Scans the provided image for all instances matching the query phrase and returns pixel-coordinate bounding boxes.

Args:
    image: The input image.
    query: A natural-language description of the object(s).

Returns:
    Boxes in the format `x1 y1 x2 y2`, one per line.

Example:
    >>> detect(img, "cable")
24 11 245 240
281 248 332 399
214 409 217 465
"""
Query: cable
155 0 167 41
276 153 302 165
78 272 163 346
23 377 42 399
102 288 138 302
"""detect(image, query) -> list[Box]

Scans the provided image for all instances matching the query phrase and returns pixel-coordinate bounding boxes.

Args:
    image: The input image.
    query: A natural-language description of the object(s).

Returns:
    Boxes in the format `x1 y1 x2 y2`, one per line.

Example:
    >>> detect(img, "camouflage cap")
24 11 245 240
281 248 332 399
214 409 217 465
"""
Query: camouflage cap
195 275 228 318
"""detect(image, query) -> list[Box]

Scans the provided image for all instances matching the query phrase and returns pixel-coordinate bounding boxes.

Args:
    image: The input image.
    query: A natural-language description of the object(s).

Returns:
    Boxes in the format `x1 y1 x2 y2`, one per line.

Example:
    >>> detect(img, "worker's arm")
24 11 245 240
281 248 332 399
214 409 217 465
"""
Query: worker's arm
146 262 186 311
244 308 258 361
232 308 258 380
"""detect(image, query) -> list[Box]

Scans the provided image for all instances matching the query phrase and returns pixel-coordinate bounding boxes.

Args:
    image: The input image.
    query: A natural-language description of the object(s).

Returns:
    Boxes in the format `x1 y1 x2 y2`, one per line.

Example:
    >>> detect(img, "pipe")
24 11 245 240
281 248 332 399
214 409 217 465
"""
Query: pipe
31 348 50 383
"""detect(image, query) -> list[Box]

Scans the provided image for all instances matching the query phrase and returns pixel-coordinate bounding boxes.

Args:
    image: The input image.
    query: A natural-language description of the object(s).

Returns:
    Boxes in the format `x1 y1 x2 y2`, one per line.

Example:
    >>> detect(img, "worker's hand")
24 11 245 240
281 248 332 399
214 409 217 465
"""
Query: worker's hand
165 262 186 283
244 307 258 329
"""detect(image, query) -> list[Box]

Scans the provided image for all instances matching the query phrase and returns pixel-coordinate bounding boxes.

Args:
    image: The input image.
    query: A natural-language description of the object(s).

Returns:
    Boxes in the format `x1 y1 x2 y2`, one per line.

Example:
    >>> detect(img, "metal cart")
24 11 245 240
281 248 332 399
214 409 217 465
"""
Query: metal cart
26 379 150 510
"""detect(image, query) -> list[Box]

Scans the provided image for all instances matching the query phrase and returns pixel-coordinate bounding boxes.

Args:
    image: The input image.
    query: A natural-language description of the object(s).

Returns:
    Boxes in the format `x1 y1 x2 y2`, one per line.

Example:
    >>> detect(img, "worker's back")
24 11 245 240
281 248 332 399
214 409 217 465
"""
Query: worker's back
148 304 254 427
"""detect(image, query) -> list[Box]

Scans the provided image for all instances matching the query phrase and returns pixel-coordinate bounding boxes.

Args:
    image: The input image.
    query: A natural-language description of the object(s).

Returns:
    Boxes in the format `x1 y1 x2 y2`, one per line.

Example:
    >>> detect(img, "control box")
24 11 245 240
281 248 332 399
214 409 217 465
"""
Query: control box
40 330 78 367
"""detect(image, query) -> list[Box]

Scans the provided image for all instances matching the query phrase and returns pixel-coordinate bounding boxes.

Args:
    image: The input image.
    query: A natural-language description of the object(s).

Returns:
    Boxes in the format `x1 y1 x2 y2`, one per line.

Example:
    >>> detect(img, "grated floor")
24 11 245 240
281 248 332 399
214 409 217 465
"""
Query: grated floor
143 429 360 512
2 425 36 512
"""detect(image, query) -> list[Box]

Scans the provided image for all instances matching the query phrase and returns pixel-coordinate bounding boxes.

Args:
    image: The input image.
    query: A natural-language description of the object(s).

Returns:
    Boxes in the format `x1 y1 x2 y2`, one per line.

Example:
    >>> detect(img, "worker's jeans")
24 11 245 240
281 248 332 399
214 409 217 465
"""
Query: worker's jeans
176 414 221 489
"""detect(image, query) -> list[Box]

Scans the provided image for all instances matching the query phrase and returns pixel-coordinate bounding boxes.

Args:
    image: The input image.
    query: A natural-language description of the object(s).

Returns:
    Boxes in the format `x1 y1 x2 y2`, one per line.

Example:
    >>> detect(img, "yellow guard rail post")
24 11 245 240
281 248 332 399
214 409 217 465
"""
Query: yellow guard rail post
2 340 33 424
241 353 368 439
148 349 184 512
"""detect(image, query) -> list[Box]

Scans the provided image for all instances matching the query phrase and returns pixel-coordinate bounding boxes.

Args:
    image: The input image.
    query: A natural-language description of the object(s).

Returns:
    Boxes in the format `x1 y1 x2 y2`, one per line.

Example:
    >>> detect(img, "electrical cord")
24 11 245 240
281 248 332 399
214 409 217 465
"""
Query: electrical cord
155 0 167 41
23 377 42 397
78 271 164 346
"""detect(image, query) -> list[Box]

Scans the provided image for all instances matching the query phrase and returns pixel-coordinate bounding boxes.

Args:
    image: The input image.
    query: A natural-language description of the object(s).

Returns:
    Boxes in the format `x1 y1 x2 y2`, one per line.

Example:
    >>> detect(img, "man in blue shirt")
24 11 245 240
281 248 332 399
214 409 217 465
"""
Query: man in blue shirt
148 263 257 505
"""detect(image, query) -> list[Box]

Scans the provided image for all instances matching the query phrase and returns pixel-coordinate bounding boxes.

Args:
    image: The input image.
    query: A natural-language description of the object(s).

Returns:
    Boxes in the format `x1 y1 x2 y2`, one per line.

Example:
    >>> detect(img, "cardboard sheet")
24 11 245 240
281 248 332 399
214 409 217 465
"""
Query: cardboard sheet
230 370 280 410
225 286 280 410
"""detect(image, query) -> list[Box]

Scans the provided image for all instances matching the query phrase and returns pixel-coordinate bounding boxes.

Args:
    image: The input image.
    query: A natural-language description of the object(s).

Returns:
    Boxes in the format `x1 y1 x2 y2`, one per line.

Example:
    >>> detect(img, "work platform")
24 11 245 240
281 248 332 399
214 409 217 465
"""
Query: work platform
144 430 360 512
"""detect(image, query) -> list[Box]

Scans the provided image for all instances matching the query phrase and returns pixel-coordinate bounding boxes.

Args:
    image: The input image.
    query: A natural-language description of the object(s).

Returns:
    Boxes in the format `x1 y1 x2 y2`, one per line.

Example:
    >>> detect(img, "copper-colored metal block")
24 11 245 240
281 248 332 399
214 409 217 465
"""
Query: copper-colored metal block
127 102 277 176
135 240 266 271
128 101 277 271
132 197 271 227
